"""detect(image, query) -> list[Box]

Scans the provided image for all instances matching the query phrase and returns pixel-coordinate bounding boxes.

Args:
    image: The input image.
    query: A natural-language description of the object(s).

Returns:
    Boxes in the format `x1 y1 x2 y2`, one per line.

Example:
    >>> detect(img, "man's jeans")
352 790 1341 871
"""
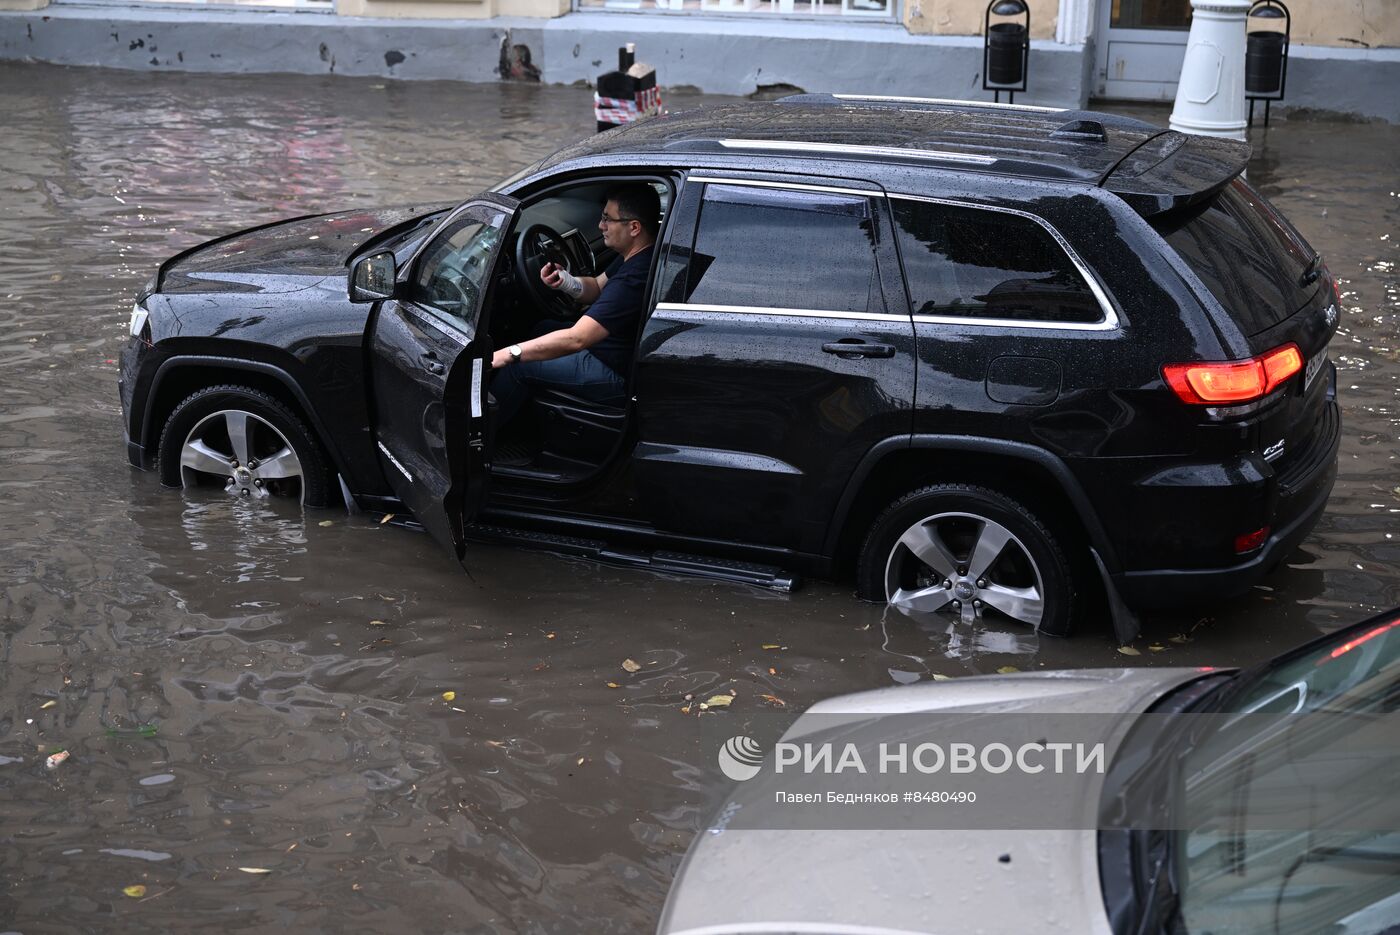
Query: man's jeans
490 350 626 424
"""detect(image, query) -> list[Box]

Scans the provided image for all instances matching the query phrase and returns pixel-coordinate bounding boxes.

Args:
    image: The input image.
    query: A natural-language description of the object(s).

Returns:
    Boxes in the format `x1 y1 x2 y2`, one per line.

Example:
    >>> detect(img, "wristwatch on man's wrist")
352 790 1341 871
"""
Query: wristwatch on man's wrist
508 344 523 363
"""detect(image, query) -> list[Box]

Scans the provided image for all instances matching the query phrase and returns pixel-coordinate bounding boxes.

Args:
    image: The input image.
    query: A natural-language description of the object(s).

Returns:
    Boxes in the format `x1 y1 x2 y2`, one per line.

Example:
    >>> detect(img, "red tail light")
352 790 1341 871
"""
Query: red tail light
1163 344 1304 405
1233 526 1270 554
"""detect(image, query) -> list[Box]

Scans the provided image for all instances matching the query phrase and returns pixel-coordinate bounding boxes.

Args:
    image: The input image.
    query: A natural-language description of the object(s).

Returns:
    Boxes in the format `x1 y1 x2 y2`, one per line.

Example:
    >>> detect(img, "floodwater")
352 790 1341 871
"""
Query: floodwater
0 61 1397 931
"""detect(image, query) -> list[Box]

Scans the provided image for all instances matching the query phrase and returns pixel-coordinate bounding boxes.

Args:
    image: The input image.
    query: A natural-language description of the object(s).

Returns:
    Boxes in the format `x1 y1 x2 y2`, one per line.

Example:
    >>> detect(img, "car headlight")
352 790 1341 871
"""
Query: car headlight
129 303 150 339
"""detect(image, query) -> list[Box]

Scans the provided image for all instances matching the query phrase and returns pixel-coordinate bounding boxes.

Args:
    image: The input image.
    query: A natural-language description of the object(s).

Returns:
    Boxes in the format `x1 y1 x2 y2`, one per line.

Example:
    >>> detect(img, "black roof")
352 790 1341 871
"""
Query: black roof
539 95 1251 214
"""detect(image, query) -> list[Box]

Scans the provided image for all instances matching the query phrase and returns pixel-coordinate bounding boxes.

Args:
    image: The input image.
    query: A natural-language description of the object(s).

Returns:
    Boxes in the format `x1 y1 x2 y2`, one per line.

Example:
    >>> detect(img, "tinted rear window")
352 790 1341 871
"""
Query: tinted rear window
1155 178 1317 335
683 184 880 313
891 199 1104 324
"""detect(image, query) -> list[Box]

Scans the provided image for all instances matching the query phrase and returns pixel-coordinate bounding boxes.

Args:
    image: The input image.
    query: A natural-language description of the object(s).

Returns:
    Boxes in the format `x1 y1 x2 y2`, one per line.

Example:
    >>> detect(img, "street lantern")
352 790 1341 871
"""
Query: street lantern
1246 0 1291 127
983 0 1029 104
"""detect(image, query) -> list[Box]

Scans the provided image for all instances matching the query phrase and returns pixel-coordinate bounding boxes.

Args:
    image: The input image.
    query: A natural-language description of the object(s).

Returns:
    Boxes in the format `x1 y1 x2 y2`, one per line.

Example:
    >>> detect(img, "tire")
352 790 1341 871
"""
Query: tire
157 385 333 508
856 483 1074 636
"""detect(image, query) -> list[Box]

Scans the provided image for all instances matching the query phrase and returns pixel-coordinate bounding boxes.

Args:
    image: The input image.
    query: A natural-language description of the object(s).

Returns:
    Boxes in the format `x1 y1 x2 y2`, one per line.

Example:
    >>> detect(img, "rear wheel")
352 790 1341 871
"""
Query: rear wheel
857 483 1074 636
157 385 332 508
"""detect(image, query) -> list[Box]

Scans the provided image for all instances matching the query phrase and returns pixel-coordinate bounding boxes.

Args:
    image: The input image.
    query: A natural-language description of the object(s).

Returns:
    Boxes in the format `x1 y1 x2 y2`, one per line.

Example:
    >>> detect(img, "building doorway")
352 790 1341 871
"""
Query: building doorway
1095 0 1194 100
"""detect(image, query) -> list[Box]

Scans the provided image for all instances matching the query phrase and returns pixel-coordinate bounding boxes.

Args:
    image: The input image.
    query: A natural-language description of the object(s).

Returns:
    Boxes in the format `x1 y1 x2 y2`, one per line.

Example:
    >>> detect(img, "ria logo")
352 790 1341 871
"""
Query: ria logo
718 736 765 782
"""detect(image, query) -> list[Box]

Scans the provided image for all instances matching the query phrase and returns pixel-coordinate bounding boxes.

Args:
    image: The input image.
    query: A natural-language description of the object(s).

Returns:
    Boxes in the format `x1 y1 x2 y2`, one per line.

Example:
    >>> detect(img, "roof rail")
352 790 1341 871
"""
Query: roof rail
716 138 996 165
788 93 1065 114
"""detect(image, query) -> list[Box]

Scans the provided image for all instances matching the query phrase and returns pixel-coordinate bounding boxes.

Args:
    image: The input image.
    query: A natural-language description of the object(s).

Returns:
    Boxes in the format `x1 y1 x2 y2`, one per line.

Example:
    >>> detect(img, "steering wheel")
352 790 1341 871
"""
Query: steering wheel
514 223 577 319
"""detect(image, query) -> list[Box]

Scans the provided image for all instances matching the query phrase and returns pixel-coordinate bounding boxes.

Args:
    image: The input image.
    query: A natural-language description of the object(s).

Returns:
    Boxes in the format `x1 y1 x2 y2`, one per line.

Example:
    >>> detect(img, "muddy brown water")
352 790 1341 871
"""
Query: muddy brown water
0 62 1397 932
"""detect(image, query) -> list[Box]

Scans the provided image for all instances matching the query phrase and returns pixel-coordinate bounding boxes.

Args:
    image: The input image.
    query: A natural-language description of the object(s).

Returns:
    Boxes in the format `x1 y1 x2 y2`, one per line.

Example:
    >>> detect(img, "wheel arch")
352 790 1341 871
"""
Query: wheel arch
825 435 1120 576
141 355 352 484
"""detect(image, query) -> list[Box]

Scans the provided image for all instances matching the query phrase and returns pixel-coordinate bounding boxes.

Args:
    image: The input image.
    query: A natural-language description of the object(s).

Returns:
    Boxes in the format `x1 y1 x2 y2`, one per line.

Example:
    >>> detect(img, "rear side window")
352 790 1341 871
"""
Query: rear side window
890 199 1104 324
681 184 880 313
1154 178 1317 336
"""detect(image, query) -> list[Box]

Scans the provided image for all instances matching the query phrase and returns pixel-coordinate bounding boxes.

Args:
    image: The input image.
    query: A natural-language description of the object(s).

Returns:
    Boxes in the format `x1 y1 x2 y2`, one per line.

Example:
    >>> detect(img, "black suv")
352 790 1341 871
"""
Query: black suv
118 95 1341 640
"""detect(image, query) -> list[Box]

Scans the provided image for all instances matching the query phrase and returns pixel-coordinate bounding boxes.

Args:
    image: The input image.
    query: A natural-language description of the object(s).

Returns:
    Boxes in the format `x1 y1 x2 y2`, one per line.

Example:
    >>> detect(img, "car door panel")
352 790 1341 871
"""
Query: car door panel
368 195 516 559
632 174 916 553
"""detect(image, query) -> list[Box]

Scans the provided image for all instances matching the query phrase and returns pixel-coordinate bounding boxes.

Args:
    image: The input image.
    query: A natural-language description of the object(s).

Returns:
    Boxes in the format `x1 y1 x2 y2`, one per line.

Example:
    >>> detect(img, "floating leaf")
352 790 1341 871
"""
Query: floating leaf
761 644 781 650
703 694 733 708
318 520 334 527
996 665 1020 674
45 750 70 769
1148 644 1166 653
759 693 786 707
546 632 556 640
621 658 641 673
123 885 147 898
1117 646 1142 656
441 691 456 702
369 620 388 627
39 700 56 710
931 673 953 681
238 867 273 874
679 705 691 714
576 757 585 765
606 682 620 689
1169 634 1189 644
380 513 394 525
768 667 777 676
105 724 159 738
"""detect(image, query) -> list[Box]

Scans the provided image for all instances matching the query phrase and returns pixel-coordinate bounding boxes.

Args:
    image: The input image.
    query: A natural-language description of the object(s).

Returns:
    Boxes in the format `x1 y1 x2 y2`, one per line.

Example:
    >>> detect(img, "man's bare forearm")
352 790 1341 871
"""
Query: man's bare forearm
520 327 589 361
576 276 602 305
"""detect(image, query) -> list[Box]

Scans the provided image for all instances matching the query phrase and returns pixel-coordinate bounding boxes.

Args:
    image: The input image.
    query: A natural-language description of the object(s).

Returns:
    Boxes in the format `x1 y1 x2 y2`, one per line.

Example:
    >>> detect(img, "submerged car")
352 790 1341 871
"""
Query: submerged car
659 609 1400 935
118 95 1340 639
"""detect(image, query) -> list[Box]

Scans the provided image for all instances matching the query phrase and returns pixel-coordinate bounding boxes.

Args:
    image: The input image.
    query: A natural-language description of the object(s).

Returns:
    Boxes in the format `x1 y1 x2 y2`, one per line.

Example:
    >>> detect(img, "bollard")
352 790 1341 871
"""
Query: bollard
594 43 664 134
1169 0 1252 141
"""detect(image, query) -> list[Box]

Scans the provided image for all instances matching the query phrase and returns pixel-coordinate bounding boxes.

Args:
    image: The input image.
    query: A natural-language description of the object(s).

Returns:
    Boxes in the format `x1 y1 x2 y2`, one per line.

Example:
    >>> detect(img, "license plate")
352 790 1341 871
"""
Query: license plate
1305 351 1327 388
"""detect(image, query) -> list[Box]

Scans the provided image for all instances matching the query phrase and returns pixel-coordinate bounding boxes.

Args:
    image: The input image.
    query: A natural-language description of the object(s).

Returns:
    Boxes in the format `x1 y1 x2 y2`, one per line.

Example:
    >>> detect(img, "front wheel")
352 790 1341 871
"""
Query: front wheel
857 484 1074 636
157 385 333 508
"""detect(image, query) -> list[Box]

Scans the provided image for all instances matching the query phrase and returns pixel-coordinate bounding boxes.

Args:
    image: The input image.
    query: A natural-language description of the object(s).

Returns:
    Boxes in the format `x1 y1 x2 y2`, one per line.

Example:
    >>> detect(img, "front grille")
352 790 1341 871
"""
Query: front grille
1275 400 1339 495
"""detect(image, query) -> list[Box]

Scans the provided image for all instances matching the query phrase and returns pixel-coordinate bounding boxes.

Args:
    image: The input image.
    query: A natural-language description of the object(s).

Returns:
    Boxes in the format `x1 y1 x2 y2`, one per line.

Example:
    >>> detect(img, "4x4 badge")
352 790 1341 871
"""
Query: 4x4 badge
1264 439 1286 462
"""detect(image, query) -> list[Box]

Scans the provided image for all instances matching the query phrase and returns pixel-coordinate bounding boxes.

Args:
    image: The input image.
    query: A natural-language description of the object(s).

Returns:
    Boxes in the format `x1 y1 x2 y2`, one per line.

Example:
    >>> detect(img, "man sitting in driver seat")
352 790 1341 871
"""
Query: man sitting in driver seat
490 183 659 422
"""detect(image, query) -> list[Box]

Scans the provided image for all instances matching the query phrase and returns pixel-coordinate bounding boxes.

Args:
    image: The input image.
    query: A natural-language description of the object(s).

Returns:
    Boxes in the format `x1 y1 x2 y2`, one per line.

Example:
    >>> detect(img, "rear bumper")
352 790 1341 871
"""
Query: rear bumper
1114 409 1339 609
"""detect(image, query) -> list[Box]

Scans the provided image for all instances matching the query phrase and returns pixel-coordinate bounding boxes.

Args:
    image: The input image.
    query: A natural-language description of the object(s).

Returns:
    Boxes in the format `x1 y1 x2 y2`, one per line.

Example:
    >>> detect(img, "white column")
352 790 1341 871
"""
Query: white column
1055 0 1093 45
1169 0 1252 140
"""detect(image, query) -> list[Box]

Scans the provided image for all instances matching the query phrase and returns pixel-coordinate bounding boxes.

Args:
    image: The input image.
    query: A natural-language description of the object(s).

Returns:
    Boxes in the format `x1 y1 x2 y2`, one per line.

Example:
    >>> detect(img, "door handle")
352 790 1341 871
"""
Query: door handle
421 352 446 375
822 341 896 359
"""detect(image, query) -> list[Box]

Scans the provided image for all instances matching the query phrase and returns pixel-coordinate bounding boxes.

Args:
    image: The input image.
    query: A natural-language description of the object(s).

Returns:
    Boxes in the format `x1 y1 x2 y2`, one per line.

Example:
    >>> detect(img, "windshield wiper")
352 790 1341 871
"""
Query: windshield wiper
1300 251 1322 287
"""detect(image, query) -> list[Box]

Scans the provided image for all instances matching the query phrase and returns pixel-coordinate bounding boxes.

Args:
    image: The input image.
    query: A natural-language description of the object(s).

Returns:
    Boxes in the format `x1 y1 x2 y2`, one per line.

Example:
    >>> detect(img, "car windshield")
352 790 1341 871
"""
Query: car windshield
1176 614 1400 934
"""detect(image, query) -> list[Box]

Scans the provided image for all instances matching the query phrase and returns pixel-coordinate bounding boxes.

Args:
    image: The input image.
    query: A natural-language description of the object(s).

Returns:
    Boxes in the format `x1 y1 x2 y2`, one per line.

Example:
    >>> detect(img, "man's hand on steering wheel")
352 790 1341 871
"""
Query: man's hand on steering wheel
540 261 585 300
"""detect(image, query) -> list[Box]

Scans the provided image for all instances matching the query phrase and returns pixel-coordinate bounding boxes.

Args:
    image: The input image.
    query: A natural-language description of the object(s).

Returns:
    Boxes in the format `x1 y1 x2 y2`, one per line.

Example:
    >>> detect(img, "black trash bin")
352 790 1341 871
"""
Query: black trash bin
987 21 1027 86
1247 30 1286 95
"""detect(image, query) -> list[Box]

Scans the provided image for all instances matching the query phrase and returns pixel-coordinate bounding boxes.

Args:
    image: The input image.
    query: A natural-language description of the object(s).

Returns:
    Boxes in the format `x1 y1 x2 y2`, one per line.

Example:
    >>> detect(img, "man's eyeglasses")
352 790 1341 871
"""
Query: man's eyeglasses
599 214 638 226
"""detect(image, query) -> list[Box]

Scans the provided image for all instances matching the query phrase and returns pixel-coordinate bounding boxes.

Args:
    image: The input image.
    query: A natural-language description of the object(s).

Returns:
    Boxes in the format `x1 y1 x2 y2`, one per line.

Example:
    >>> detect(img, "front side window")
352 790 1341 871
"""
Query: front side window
891 199 1104 324
683 184 880 314
412 208 507 325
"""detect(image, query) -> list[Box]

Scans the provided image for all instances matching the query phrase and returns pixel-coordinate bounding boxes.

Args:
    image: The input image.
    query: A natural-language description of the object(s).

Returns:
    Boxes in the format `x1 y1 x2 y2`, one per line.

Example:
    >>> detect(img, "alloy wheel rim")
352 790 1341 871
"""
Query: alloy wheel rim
179 409 305 505
884 511 1045 629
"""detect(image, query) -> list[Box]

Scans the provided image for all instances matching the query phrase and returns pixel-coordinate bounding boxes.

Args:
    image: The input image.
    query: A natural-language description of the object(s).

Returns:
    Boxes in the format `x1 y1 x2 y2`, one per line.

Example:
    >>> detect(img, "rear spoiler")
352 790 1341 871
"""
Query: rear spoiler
1099 131 1251 218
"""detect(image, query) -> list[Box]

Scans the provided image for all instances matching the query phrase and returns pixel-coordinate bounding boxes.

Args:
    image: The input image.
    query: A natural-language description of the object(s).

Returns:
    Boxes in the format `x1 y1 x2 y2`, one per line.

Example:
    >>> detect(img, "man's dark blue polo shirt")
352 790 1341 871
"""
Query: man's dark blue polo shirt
584 244 653 374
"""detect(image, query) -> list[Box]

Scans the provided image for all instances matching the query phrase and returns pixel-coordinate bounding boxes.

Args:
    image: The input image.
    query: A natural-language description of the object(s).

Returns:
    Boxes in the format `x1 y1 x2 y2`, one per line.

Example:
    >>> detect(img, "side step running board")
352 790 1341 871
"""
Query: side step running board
465 523 799 592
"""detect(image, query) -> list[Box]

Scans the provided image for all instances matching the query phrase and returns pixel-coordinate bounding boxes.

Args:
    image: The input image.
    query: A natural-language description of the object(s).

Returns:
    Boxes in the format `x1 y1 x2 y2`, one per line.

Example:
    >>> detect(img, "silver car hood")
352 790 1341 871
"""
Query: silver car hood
658 667 1217 935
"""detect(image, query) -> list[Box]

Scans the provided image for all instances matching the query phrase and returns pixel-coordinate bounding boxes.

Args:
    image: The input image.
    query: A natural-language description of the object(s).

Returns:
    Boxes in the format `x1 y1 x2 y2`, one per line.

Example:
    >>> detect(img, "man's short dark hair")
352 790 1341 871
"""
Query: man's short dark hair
605 183 661 239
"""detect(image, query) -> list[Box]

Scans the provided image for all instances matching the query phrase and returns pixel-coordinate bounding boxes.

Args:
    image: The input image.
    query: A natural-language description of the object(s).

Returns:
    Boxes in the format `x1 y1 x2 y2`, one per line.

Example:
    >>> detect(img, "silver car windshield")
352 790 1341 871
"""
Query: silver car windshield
1178 616 1400 935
